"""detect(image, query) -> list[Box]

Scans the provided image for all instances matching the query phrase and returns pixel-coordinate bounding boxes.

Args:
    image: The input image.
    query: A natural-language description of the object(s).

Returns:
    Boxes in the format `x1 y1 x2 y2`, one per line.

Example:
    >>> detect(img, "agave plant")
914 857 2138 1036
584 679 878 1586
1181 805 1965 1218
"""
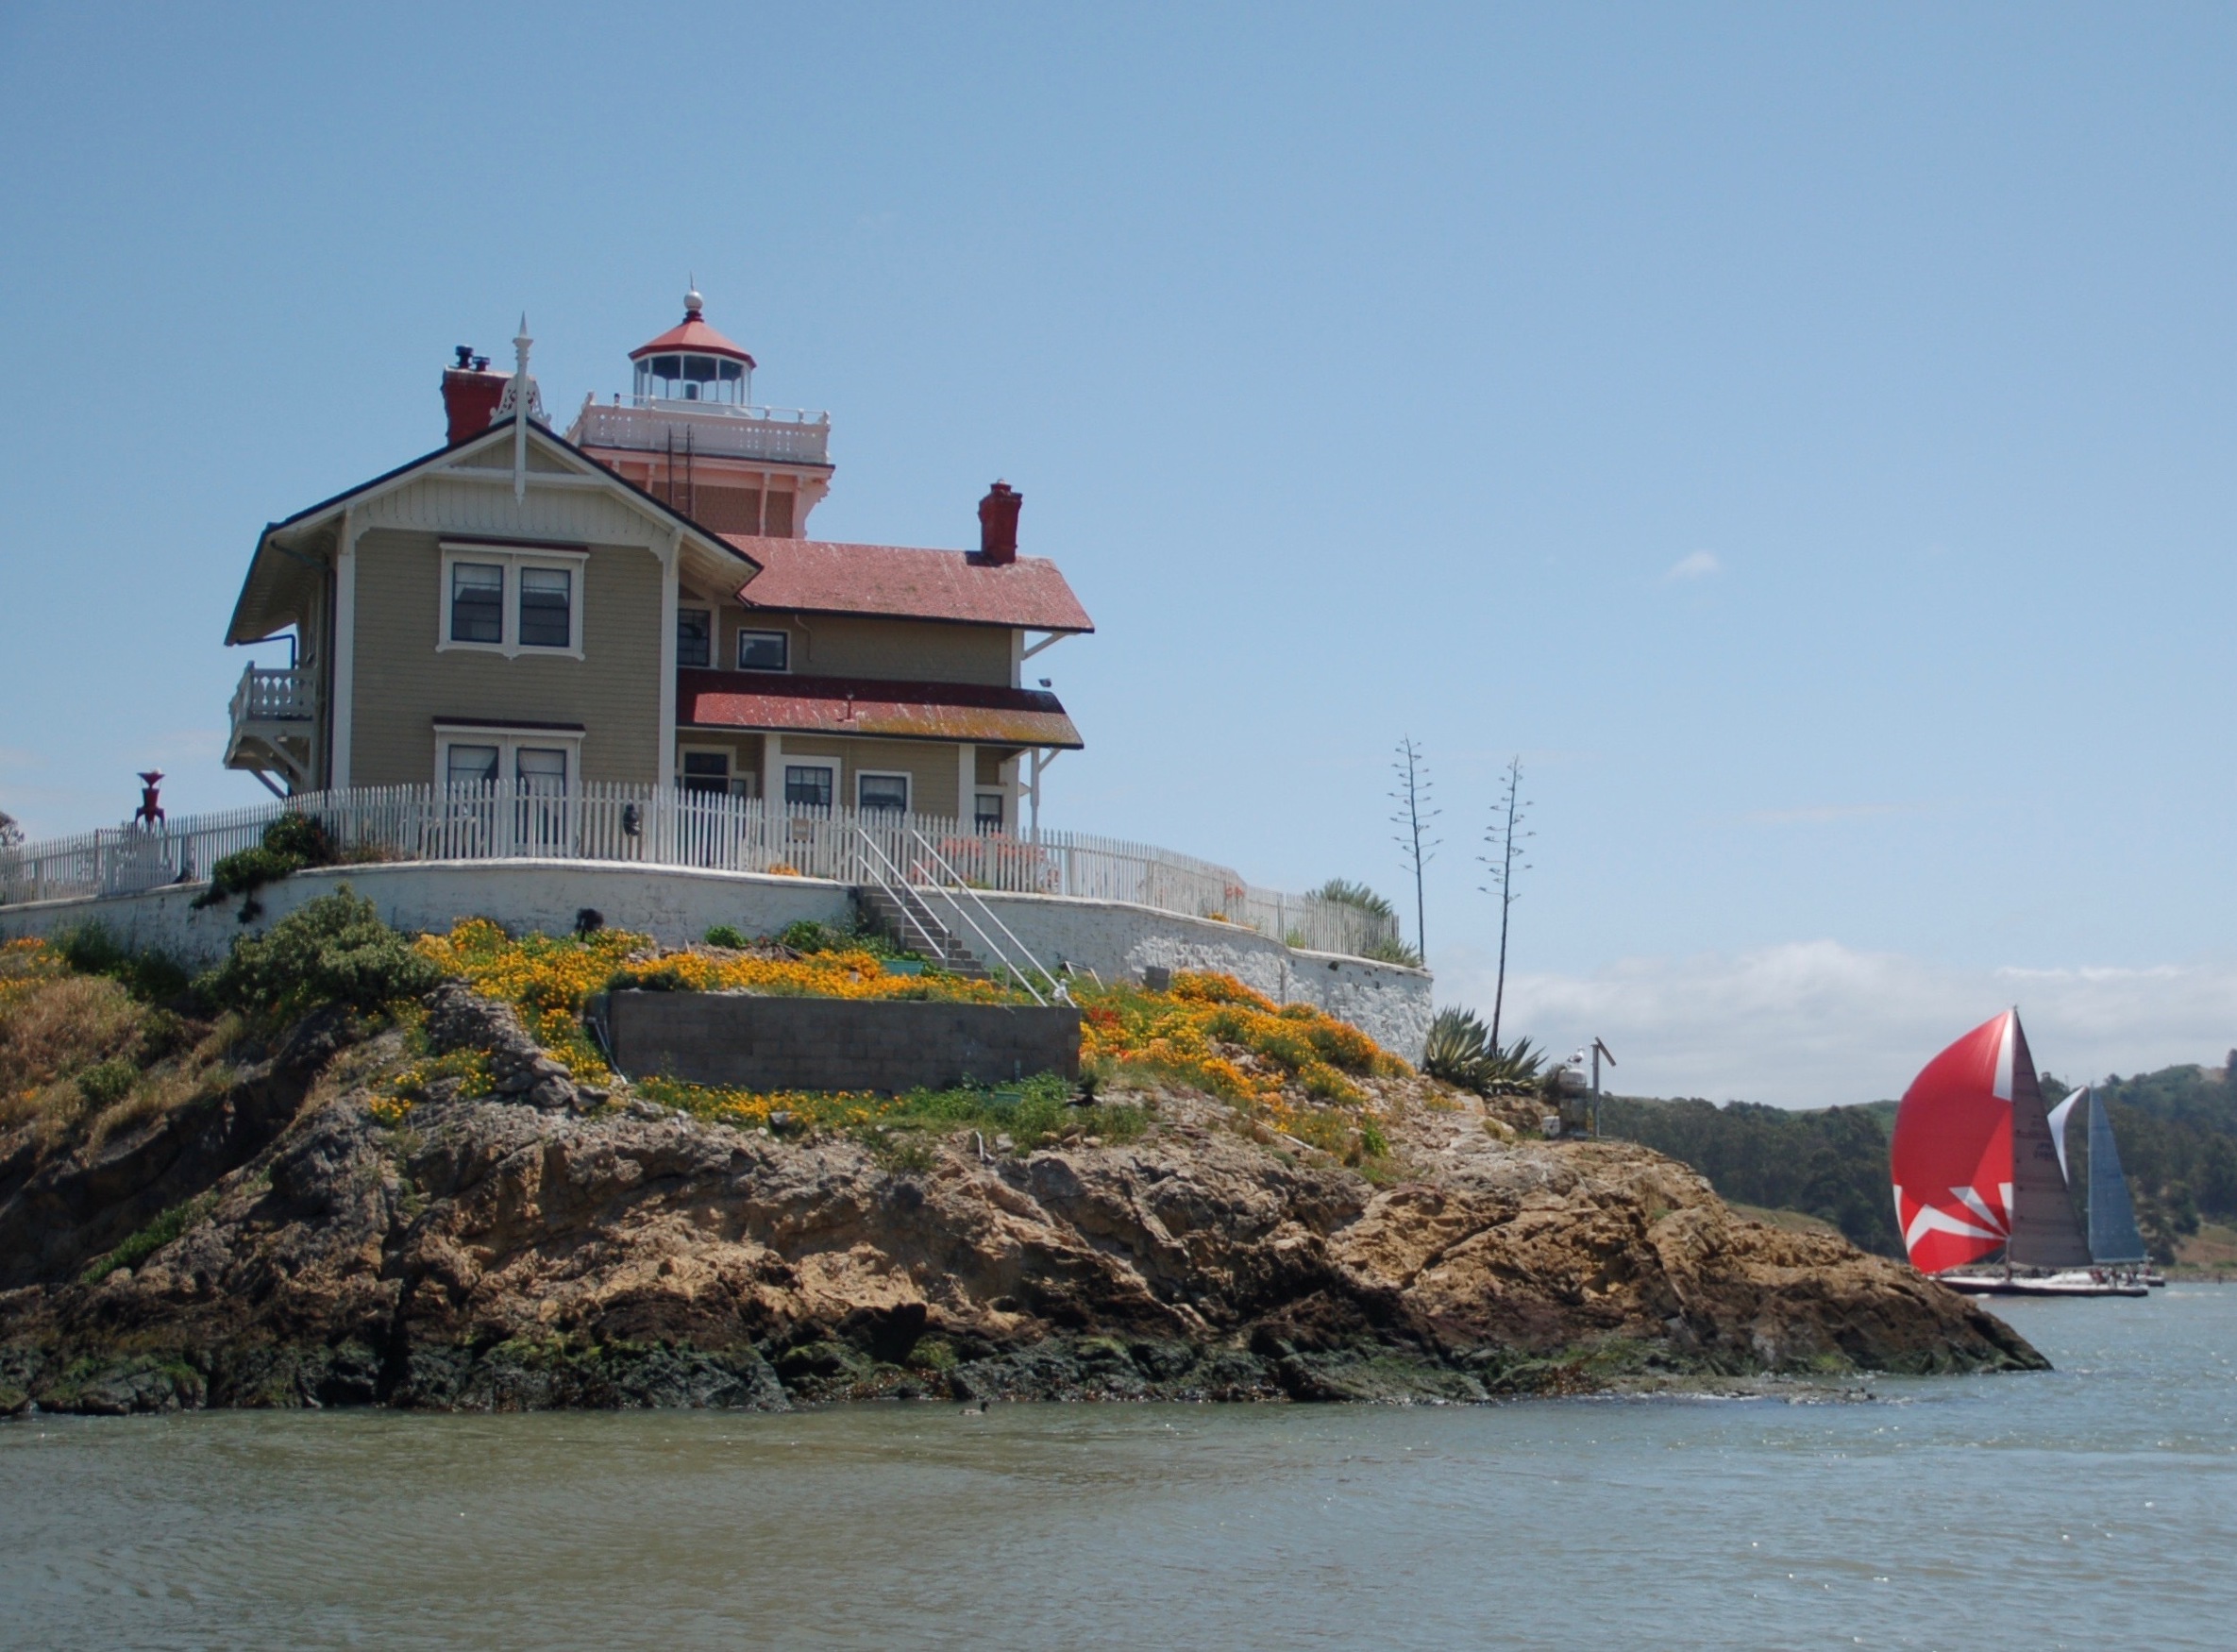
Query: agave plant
1421 1008 1543 1094
1421 1006 1494 1087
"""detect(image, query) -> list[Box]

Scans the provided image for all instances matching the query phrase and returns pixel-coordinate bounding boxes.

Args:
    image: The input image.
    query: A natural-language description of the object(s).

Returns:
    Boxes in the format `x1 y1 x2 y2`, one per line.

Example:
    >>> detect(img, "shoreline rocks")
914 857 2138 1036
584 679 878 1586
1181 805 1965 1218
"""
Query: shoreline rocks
0 992 2044 1416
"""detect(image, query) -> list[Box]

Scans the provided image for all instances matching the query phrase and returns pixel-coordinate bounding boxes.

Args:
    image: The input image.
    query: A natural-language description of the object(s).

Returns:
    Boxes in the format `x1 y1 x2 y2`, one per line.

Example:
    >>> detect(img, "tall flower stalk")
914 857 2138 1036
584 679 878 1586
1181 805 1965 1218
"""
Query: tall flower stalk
1389 737 1439 959
1478 756 1532 1048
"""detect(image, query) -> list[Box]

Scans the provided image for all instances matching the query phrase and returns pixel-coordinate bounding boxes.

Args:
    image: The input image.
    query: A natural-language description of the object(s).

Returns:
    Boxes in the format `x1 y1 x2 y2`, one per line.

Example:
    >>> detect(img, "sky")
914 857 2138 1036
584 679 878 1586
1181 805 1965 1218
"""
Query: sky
3 3 2234 1105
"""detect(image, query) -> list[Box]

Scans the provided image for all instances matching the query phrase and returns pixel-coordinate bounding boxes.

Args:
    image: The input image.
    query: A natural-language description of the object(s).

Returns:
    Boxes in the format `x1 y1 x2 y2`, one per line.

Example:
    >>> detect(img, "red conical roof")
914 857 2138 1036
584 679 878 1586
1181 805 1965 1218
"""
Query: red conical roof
629 287 755 367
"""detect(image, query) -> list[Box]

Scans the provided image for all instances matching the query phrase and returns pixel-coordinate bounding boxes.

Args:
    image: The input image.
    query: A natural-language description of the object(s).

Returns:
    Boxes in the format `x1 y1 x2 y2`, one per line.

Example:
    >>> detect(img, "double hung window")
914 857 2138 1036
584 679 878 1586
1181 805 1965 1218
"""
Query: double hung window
446 744 500 788
783 764 833 809
438 544 587 657
677 608 713 668
975 792 1005 834
681 751 731 796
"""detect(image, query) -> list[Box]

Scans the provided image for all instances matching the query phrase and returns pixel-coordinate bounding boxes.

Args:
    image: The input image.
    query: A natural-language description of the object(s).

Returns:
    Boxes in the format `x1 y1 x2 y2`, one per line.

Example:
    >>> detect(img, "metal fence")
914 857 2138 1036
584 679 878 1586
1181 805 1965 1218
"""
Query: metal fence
0 783 1404 961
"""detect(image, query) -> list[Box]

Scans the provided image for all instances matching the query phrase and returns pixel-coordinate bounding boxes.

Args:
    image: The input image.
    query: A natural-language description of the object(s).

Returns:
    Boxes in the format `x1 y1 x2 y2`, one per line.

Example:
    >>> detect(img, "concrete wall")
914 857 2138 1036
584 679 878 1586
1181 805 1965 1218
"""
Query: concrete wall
0 862 850 969
967 890 1433 1062
597 992 1080 1092
0 862 1434 1061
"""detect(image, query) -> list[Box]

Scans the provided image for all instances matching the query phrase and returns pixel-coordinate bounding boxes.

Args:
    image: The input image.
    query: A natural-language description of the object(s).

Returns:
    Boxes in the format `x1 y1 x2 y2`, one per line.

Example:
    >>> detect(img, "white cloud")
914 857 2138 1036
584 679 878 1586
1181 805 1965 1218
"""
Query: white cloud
1664 550 1722 582
1433 940 2237 1109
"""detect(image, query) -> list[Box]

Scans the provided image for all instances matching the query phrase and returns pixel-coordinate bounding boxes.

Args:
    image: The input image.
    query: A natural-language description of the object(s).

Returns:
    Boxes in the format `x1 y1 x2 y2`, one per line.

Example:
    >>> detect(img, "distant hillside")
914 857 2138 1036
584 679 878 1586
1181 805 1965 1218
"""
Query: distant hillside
1598 1058 2237 1268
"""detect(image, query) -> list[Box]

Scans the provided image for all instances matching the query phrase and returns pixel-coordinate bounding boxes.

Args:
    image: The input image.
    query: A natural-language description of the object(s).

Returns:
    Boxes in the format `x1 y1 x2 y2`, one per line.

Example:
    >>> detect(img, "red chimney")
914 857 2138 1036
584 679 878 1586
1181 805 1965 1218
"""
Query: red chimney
441 346 509 444
977 480 1021 565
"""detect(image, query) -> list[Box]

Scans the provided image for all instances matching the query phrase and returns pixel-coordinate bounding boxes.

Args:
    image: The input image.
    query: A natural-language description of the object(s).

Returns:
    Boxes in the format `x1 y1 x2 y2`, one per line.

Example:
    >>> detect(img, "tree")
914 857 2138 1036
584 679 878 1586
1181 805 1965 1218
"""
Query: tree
1477 756 1532 1048
1388 737 1439 958
0 810 22 849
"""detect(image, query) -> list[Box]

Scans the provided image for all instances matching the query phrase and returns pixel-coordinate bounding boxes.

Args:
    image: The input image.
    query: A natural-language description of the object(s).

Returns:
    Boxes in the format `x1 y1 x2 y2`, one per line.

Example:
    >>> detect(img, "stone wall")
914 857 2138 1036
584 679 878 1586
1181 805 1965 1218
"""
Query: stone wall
0 860 1433 1061
595 991 1080 1093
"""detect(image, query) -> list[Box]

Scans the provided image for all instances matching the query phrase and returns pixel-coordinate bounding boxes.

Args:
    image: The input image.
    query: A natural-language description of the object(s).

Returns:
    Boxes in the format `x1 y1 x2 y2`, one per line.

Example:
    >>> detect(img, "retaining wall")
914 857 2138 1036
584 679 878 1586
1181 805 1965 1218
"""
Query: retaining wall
596 991 1080 1093
0 859 1433 1060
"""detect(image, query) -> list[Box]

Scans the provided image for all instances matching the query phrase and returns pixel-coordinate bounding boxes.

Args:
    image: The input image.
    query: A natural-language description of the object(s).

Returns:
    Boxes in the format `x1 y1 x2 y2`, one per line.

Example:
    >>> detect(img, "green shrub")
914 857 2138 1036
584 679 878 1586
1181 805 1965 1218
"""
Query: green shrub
1362 936 1425 967
80 1191 217 1283
198 886 442 1021
76 1054 137 1109
50 923 193 1003
703 923 751 950
192 814 339 915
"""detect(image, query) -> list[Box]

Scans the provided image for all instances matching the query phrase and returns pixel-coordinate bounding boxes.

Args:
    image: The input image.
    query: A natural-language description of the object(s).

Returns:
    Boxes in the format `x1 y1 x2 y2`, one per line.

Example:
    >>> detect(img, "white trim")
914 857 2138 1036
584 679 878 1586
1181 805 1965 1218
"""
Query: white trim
657 529 681 790
735 627 790 672
436 544 589 659
780 757 836 809
1020 631 1068 662
332 509 358 788
855 769 911 814
763 733 782 801
956 742 975 825
676 603 715 669
432 725 584 790
974 789 1007 834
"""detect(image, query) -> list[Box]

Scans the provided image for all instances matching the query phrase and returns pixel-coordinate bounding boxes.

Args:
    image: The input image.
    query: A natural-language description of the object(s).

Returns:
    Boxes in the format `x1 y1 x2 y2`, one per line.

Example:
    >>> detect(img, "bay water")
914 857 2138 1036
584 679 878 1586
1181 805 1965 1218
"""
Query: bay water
4 1289 2233 1649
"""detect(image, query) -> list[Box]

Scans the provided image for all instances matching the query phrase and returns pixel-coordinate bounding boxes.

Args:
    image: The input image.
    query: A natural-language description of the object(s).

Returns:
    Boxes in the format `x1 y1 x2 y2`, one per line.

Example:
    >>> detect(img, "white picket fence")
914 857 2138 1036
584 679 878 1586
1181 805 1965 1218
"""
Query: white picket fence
0 784 1403 960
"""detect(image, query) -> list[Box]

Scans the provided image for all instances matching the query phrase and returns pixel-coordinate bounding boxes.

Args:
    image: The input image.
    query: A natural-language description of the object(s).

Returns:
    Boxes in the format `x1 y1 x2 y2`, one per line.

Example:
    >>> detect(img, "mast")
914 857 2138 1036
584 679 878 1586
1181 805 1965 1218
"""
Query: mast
2003 1012 2093 1270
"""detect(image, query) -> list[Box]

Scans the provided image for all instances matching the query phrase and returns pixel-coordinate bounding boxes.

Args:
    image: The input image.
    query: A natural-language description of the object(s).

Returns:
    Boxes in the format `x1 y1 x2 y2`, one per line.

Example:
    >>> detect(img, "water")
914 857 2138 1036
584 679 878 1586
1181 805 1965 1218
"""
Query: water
5 1290 2234 1650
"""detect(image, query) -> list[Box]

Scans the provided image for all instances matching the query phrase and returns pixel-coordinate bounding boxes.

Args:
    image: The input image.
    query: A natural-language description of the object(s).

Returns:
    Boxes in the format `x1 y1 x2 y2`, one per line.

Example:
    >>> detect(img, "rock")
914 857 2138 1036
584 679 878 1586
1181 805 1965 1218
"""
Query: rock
0 986 2045 1412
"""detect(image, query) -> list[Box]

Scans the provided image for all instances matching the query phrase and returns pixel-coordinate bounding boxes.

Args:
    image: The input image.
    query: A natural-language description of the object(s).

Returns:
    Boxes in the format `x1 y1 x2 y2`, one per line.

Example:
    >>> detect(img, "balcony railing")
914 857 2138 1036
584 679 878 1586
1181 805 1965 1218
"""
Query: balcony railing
0 784 1404 962
568 397 832 465
229 666 315 725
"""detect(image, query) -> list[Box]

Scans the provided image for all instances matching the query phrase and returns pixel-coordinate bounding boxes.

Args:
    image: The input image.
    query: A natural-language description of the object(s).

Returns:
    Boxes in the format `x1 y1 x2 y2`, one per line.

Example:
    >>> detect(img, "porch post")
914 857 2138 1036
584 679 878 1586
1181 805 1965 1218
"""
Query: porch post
332 508 358 789
955 742 975 829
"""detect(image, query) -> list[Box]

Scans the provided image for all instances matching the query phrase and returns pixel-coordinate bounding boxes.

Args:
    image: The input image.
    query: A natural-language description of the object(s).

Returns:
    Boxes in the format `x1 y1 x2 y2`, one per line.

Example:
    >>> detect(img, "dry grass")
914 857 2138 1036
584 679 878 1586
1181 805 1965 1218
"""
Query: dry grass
0 969 227 1152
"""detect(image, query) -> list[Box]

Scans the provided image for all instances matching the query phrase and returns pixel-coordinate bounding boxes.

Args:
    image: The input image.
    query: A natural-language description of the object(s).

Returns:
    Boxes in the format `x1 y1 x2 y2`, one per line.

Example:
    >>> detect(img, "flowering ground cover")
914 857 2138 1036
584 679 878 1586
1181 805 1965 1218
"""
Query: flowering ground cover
395 919 1413 1163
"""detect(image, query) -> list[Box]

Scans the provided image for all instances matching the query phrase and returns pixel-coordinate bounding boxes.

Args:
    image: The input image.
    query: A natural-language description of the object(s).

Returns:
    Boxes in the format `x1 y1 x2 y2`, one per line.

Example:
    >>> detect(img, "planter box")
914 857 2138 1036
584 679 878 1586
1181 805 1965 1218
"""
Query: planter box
591 990 1080 1094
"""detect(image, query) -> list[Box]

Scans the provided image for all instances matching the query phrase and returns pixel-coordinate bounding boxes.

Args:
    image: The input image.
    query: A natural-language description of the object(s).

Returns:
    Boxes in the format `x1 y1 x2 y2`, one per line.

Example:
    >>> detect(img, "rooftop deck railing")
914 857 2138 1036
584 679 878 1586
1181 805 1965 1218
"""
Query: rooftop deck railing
0 784 1405 962
568 398 832 465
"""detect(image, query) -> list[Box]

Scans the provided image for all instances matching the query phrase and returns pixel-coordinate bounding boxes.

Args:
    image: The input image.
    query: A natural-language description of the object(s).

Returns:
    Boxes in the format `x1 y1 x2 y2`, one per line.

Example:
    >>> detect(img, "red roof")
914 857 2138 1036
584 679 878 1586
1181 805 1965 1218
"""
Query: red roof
679 669 1083 749
725 536 1094 632
630 311 755 367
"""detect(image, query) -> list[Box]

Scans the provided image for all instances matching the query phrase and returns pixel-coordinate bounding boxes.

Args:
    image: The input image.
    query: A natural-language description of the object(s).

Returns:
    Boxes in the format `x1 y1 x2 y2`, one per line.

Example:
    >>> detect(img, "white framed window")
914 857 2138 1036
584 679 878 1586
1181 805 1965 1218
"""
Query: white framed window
680 746 754 798
678 607 713 668
974 791 1005 834
437 542 588 658
857 771 910 814
782 762 834 810
736 629 789 672
433 723 584 791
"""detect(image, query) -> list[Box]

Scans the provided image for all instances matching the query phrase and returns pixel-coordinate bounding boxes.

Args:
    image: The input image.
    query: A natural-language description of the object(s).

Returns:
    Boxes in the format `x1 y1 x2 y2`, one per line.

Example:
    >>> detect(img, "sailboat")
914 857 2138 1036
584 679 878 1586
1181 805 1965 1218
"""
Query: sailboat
2047 1085 2165 1287
1891 1010 2149 1297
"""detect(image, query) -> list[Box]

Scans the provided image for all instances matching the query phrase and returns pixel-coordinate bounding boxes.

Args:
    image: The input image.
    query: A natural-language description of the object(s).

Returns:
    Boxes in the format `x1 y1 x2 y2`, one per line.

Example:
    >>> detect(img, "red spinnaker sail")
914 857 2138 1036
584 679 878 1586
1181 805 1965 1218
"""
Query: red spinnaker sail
1891 1011 2015 1273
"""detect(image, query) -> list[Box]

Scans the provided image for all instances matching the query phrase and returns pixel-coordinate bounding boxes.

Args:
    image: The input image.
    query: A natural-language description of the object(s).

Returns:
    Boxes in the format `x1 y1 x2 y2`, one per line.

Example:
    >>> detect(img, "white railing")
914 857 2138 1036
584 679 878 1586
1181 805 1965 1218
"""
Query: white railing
567 400 832 465
229 665 315 724
0 784 1405 960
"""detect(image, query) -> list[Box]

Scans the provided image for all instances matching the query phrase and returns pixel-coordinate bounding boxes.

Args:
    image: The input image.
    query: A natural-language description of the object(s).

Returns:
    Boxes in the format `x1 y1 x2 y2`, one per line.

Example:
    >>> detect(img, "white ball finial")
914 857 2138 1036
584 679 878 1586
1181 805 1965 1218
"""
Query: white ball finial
684 278 703 317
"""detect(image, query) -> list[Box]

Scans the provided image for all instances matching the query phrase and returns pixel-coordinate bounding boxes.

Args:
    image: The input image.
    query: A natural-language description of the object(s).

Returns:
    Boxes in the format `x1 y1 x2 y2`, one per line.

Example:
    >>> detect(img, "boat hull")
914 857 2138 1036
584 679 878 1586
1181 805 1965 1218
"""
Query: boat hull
1937 1269 2150 1298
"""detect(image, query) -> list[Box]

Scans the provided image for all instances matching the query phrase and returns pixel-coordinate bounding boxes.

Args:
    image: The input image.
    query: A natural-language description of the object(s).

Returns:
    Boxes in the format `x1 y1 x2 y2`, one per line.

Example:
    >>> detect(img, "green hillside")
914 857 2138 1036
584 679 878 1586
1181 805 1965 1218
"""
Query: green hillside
1597 1058 2237 1266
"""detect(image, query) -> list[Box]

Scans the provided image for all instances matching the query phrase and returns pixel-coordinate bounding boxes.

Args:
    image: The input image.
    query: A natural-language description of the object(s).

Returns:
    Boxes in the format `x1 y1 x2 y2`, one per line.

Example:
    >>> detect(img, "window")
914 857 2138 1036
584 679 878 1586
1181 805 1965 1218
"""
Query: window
783 764 833 809
517 568 572 649
516 747 568 791
737 630 789 672
446 744 500 788
681 750 730 796
677 607 712 668
975 792 1005 834
450 564 504 644
857 772 910 813
434 725 584 796
438 543 587 657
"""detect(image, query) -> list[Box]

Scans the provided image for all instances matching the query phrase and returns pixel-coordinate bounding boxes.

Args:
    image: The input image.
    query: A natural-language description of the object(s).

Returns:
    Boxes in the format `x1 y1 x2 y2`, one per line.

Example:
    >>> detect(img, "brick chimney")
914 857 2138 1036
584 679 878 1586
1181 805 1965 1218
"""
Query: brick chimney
441 346 509 444
977 480 1021 565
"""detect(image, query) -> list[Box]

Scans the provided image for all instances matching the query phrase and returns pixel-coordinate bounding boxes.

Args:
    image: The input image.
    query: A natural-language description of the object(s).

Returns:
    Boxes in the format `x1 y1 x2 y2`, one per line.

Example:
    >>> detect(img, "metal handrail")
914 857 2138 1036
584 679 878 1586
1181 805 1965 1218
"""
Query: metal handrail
849 829 955 966
906 827 1068 1004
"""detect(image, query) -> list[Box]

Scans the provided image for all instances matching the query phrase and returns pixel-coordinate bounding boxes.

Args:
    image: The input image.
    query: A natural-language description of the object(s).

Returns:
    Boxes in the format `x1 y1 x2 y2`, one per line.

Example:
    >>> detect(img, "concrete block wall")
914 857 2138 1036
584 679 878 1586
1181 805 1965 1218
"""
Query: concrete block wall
597 991 1080 1093
0 860 1432 1061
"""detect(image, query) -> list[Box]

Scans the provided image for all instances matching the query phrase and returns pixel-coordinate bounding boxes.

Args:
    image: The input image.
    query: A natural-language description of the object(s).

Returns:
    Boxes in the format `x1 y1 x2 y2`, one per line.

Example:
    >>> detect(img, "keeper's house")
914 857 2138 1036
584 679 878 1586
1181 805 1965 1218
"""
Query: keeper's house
223 288 1091 834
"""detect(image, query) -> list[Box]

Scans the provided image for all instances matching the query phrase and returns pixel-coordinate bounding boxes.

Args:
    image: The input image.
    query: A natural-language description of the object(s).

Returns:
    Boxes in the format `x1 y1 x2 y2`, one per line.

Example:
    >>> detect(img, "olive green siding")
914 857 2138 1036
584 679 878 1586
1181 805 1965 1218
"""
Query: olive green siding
348 527 665 786
769 735 963 819
708 606 1011 685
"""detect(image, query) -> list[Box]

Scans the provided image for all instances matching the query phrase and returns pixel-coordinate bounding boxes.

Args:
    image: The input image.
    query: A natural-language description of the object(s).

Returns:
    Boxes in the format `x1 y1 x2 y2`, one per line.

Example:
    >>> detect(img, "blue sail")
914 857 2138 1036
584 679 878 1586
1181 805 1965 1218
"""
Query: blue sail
2088 1089 2148 1265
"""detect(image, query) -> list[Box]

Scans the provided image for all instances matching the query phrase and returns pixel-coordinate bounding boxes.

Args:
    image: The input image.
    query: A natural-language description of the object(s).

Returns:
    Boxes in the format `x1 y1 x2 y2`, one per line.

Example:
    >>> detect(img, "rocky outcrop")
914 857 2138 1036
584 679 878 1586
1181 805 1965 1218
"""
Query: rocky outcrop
0 995 2043 1414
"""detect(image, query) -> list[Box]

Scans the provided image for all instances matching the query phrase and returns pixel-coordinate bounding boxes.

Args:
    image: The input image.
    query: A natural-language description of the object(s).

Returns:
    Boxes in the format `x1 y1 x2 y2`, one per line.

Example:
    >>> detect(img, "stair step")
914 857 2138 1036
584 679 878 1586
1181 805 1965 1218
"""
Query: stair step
853 885 990 978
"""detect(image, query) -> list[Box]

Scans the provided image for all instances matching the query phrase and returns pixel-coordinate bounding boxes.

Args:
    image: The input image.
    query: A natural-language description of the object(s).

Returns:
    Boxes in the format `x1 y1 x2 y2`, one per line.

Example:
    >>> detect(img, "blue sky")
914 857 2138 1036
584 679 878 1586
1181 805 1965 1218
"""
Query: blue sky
4 3 2233 1103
